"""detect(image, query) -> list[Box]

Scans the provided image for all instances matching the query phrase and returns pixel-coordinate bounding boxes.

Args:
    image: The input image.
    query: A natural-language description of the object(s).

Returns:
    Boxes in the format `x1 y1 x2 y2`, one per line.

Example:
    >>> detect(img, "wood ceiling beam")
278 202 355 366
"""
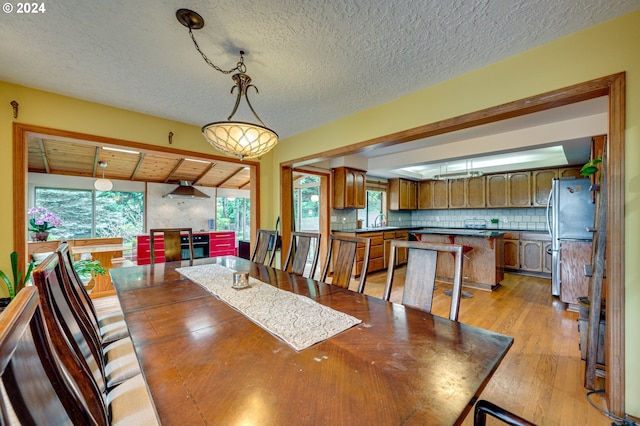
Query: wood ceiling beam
92 147 100 177
193 162 217 185
130 153 145 181
240 179 251 190
217 167 245 187
164 158 185 183
37 138 51 174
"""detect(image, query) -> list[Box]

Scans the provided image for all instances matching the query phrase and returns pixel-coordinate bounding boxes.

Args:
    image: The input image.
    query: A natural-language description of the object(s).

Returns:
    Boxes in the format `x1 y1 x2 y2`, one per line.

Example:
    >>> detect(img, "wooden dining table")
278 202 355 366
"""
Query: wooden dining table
110 256 514 426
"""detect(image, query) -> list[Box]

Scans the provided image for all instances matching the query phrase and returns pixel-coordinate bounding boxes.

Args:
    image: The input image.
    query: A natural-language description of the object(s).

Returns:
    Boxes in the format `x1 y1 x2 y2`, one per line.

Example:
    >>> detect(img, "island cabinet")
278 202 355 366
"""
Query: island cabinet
418 180 448 209
413 230 504 291
332 167 366 209
486 172 531 208
389 178 417 210
383 230 408 268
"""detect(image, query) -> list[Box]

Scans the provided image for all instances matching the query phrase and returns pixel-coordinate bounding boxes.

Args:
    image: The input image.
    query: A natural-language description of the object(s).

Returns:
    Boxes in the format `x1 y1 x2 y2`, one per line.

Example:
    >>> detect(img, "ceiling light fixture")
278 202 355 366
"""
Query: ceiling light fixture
433 161 484 180
94 161 113 191
176 8 278 161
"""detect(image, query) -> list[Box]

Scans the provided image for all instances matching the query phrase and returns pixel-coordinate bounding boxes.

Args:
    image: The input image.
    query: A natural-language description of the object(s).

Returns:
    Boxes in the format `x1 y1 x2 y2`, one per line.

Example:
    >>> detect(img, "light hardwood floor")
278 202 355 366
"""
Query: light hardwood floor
355 269 611 425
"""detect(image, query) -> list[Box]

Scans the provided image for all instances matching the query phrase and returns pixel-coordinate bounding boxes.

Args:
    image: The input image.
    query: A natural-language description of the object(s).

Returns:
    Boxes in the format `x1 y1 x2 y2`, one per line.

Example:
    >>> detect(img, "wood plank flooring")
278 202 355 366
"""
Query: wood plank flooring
355 269 610 425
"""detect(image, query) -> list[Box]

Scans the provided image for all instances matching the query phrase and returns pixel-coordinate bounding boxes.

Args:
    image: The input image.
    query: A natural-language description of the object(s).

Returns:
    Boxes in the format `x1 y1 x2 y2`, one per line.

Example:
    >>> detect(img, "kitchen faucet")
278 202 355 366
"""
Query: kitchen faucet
373 214 386 228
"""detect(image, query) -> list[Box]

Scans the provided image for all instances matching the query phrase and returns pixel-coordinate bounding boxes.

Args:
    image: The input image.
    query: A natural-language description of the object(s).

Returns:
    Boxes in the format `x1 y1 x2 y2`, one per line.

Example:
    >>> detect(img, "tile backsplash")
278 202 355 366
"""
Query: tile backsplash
332 208 548 231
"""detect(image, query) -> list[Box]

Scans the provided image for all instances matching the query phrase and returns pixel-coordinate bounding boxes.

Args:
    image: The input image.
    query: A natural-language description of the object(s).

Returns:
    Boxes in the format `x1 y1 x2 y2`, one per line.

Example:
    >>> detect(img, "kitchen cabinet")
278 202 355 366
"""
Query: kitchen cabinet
332 167 366 209
520 240 543 272
447 179 465 209
418 180 448 209
466 176 486 208
136 231 236 265
503 233 520 270
486 172 531 208
560 240 592 310
531 169 558 207
558 167 582 178
389 178 417 210
209 232 236 257
383 230 408 268
543 241 552 274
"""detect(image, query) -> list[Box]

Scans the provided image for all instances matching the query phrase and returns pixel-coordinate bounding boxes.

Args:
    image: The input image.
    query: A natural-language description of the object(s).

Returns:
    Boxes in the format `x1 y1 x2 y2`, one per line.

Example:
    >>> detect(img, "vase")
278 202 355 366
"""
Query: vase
34 231 49 241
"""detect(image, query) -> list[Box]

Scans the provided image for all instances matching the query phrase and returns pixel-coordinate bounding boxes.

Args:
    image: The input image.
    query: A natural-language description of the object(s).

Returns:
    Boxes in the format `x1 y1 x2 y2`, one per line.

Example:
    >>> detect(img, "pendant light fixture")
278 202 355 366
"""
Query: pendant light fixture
94 161 113 191
176 8 278 160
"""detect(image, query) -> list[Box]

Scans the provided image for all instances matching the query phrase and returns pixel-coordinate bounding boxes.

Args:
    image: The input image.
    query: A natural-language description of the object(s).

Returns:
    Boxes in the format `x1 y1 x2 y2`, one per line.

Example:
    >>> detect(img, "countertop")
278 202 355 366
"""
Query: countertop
334 226 506 237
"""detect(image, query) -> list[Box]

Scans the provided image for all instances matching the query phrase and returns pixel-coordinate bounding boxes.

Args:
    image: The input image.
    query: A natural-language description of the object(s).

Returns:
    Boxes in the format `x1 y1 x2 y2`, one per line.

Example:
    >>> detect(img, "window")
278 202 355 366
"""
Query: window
216 197 250 241
293 175 320 232
358 188 387 227
33 187 144 246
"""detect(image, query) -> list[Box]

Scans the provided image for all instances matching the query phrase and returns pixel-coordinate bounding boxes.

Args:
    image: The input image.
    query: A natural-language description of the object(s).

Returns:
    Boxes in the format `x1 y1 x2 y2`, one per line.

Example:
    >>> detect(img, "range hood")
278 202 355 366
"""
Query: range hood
164 181 210 199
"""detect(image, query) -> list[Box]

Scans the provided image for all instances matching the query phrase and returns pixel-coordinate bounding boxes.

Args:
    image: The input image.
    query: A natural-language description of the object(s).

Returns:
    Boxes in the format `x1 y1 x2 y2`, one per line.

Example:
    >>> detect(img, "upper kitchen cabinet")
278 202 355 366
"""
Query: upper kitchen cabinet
486 172 531 208
418 180 448 210
466 175 486 208
332 167 367 209
531 169 558 207
389 178 417 210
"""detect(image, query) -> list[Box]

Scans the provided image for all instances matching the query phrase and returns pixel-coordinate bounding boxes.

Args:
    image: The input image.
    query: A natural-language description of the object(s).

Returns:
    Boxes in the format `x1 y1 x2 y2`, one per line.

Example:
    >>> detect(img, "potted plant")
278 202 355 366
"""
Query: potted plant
73 259 107 292
0 252 34 309
28 207 63 241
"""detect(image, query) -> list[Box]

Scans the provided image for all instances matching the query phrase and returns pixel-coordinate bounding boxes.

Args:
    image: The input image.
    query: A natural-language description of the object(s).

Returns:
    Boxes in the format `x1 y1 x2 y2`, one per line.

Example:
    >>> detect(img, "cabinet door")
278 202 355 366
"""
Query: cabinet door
448 179 466 209
399 179 417 209
559 240 591 306
395 231 408 265
532 169 558 207
558 167 582 178
432 180 449 209
418 181 433 209
520 240 543 272
354 170 366 208
486 174 508 208
503 239 520 270
465 176 486 208
508 172 531 207
407 181 417 209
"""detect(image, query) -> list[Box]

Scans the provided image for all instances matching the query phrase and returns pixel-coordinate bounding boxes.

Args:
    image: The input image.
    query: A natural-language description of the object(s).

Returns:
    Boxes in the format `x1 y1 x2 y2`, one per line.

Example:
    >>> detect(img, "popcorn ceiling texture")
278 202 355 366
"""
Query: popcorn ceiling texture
1 0 638 139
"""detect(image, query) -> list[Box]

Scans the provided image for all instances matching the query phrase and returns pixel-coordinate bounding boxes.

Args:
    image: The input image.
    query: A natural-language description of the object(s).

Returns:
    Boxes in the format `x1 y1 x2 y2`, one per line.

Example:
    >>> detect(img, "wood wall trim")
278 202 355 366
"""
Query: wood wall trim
279 72 626 416
13 122 261 269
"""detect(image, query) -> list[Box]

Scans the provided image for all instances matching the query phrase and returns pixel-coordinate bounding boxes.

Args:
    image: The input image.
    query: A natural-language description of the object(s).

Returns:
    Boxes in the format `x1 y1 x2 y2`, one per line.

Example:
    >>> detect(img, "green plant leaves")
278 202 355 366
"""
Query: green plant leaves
580 157 602 177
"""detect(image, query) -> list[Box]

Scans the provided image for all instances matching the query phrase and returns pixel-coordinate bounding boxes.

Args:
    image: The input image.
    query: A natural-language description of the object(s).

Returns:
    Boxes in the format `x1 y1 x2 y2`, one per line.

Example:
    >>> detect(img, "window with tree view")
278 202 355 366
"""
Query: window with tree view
358 189 386 227
216 197 250 241
33 187 144 247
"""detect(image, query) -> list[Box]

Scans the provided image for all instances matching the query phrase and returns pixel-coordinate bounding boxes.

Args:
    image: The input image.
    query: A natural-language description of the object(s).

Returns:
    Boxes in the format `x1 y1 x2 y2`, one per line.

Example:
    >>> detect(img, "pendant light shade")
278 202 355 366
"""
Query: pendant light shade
177 9 278 160
95 161 113 191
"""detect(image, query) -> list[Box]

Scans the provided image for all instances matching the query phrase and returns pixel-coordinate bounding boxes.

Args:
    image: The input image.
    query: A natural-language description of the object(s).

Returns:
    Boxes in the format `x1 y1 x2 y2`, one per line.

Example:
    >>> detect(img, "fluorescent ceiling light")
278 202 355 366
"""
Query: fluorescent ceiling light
103 146 140 155
185 158 211 163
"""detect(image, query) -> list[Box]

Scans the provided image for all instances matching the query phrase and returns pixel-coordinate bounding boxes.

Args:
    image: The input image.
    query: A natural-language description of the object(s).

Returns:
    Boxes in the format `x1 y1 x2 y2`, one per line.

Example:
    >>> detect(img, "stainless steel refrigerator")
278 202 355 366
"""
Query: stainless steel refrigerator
546 177 595 296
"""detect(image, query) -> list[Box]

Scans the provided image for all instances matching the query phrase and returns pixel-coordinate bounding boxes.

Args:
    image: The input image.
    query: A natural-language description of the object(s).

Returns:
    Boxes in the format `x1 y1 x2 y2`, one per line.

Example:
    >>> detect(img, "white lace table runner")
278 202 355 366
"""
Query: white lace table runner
175 264 361 351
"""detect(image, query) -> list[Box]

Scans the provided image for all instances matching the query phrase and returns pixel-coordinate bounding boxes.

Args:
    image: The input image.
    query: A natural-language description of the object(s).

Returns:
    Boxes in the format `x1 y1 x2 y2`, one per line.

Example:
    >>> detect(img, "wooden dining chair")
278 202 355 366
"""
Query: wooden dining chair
321 234 371 293
56 243 129 345
251 229 278 266
383 240 464 321
32 252 140 390
150 227 193 263
283 231 321 278
31 254 159 425
0 287 101 425
474 400 536 426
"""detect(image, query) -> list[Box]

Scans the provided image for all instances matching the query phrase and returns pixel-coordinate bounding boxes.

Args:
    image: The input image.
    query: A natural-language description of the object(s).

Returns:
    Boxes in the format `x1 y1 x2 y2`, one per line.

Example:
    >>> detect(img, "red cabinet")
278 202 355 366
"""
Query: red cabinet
136 231 236 265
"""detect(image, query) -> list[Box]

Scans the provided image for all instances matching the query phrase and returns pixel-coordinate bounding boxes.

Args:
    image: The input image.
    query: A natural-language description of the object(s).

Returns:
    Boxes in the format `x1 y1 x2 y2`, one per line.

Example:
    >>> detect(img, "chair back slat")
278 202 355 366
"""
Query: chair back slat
283 232 321 278
31 253 108 422
384 240 464 321
251 229 278 266
0 287 99 425
321 235 370 293
150 228 193 263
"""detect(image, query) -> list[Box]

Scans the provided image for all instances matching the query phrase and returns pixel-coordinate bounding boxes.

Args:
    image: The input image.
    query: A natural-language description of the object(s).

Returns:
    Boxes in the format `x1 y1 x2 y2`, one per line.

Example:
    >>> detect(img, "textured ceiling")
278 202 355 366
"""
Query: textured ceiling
1 0 639 142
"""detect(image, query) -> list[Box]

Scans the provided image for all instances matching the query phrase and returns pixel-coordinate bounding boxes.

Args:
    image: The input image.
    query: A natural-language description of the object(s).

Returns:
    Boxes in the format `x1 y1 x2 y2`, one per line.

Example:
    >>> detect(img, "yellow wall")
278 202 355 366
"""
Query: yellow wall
267 10 640 416
1 9 638 416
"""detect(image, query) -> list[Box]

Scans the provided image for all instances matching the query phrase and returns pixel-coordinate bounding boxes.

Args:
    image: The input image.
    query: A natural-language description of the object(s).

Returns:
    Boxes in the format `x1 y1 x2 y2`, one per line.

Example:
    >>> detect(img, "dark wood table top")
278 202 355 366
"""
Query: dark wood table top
110 256 513 425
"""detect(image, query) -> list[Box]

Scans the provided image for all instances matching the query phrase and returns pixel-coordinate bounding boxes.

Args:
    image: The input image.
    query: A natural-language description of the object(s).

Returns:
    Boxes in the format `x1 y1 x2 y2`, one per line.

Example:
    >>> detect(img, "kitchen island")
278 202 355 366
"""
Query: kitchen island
411 228 505 291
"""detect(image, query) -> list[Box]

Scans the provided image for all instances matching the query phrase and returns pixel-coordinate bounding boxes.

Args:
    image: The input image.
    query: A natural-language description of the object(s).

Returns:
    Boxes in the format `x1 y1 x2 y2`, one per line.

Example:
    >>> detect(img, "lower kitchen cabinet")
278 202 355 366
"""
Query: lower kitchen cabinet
560 240 592 310
334 229 410 275
502 231 551 276
503 237 520 270
136 231 235 265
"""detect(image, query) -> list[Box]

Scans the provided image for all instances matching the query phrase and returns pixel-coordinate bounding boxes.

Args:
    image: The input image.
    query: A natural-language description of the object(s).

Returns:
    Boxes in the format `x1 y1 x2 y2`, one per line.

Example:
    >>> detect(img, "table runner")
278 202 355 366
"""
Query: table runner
176 263 361 351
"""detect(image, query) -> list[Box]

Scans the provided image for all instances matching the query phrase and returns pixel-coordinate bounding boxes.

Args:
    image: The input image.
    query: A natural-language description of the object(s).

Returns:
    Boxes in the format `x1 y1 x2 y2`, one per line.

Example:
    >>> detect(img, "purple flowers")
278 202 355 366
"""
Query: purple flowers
27 207 62 232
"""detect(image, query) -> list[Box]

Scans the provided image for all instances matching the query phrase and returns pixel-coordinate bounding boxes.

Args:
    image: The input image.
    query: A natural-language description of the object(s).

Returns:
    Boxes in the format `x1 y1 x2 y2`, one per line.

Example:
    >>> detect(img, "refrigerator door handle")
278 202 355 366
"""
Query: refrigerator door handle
546 186 553 237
